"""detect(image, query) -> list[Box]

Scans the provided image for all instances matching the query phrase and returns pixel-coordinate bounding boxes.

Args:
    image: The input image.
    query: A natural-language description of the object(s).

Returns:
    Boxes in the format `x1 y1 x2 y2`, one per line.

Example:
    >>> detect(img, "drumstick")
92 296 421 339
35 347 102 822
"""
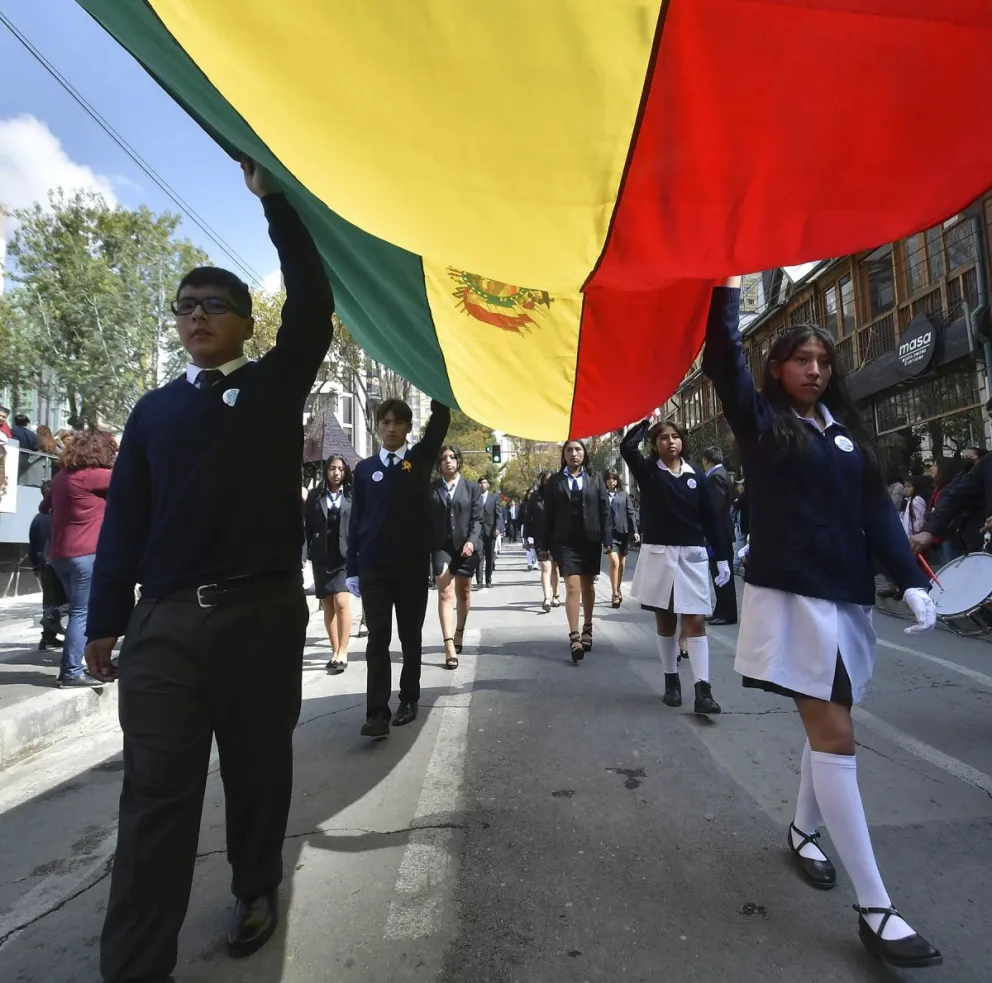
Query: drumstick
918 554 943 589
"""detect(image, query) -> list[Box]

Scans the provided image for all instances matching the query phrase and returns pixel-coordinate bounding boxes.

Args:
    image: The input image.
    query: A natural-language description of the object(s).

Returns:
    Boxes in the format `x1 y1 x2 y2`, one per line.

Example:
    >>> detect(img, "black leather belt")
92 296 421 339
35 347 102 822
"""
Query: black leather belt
166 572 302 609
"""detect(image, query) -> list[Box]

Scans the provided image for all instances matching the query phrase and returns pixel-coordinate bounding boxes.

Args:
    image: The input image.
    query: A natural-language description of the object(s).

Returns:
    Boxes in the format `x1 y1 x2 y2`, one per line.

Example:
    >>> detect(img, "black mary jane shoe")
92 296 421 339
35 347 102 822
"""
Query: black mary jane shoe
569 630 584 663
228 889 278 958
787 823 836 890
392 701 418 727
326 659 347 675
854 905 942 968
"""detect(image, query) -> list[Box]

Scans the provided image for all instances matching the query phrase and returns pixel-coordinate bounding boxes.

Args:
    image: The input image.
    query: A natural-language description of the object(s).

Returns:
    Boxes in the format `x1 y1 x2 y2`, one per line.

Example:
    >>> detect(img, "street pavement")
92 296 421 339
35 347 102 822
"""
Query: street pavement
0 543 990 982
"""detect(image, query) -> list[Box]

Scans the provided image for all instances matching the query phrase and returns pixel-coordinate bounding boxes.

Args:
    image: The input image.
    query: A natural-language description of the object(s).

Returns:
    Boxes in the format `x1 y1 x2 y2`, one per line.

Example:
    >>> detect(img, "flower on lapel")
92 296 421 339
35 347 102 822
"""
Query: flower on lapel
401 460 413 472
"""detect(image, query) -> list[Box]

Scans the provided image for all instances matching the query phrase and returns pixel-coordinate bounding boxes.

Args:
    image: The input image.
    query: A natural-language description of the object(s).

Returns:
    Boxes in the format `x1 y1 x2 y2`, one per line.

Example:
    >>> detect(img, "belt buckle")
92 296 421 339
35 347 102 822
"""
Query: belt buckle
196 584 219 608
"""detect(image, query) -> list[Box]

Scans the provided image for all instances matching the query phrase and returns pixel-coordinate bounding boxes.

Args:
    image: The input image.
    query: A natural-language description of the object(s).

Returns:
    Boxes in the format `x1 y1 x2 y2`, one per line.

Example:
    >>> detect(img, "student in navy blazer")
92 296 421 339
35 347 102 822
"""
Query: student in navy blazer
430 445 483 669
703 279 939 968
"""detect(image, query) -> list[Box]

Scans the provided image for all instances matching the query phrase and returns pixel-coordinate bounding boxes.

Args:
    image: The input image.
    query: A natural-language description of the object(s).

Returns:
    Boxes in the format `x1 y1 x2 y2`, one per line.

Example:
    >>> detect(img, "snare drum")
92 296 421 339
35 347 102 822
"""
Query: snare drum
928 552 992 636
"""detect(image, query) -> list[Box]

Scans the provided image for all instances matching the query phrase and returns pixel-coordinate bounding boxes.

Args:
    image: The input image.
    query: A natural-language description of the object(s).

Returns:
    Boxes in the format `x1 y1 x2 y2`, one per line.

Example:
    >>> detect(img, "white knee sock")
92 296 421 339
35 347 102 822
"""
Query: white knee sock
656 634 678 674
685 636 710 683
809 750 915 940
790 741 827 861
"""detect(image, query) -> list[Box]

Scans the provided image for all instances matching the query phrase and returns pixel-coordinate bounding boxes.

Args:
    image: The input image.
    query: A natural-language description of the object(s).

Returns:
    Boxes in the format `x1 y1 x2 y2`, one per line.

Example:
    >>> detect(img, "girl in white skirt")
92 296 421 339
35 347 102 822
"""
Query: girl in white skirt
621 418 733 713
702 279 940 968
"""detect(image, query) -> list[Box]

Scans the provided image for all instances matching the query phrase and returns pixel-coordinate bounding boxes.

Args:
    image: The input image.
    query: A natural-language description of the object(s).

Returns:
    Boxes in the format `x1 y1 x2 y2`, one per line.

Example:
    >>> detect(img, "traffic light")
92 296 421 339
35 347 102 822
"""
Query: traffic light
491 444 502 464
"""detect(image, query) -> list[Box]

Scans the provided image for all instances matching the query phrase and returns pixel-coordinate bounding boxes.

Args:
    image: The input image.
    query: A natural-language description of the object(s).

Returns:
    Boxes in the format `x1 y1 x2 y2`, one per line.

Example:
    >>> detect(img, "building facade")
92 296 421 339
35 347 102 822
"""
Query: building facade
666 194 992 480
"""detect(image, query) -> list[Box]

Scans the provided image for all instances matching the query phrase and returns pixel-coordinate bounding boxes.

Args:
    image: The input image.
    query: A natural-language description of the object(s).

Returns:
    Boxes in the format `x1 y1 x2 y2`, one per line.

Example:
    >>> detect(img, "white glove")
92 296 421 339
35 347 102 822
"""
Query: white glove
737 543 750 561
346 576 361 598
715 560 731 587
903 587 936 634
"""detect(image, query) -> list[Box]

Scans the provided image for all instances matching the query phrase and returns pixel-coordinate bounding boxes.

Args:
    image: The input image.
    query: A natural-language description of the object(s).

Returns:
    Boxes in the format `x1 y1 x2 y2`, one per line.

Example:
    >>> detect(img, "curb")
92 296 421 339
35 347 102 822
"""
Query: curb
0 682 119 772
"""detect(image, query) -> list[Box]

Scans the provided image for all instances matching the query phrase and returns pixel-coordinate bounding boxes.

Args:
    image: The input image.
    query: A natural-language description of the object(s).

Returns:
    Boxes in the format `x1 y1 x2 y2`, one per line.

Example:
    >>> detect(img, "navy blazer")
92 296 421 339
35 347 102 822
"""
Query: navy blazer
701 287 926 604
606 489 638 538
543 470 612 552
304 484 351 570
430 476 483 555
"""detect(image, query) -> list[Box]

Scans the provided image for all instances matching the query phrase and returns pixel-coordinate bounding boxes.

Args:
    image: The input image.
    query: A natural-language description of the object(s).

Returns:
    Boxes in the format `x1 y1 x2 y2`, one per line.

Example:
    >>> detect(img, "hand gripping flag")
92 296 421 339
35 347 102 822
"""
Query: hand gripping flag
78 1 992 440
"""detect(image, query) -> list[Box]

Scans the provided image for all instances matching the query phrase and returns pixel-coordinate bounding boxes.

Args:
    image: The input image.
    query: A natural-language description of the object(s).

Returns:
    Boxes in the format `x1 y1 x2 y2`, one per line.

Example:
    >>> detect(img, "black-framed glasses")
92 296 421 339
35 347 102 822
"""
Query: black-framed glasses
171 297 244 316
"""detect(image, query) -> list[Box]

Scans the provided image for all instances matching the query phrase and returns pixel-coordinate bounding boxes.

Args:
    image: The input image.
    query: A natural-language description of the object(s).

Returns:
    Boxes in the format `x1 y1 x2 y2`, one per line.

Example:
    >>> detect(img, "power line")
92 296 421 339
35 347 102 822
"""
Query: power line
0 10 265 287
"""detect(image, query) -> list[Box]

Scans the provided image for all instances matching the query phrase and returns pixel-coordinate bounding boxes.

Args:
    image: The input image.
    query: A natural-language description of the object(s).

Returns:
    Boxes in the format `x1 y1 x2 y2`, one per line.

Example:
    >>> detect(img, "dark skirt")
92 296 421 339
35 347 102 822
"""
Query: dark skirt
742 654 854 708
556 541 603 578
612 533 630 557
316 566 348 599
433 542 478 579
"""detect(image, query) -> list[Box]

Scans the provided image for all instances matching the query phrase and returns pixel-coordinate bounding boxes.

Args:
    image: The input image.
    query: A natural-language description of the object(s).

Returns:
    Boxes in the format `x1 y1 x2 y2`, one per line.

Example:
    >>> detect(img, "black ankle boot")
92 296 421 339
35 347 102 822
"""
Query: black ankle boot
693 680 721 714
662 672 682 707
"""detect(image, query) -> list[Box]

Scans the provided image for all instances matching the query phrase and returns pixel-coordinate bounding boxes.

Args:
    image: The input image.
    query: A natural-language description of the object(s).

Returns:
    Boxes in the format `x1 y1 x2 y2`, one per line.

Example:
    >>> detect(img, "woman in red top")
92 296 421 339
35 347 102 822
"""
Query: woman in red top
43 431 116 687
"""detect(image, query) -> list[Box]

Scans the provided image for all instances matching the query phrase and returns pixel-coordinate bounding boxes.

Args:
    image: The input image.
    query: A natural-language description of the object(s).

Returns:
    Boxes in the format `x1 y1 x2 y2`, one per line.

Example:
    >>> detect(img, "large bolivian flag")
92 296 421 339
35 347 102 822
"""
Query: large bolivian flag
78 1 992 440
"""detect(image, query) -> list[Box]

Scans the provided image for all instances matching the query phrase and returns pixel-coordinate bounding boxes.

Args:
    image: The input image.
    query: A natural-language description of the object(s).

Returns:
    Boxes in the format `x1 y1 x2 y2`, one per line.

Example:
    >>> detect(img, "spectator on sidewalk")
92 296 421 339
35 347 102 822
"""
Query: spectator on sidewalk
0 406 11 439
11 414 38 451
28 479 67 651
36 424 59 456
42 430 116 687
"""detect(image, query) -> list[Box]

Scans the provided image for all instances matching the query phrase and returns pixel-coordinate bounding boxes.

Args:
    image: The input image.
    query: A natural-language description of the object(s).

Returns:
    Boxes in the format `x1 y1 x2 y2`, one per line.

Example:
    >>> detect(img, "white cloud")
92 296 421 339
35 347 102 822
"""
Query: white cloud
262 268 283 294
0 115 117 217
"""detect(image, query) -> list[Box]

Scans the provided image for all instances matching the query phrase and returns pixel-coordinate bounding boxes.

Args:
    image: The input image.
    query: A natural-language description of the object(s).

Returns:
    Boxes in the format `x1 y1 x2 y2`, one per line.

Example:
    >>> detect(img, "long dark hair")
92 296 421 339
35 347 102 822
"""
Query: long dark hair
323 455 353 495
646 419 688 463
761 324 880 480
437 444 463 475
537 469 554 495
603 468 624 490
560 439 591 472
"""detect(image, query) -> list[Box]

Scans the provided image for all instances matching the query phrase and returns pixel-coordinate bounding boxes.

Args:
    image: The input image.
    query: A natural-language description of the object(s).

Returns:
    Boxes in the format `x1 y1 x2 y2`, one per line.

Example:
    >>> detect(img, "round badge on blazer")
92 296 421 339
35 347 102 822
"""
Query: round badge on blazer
686 477 697 489
221 388 239 406
372 470 384 482
834 434 855 453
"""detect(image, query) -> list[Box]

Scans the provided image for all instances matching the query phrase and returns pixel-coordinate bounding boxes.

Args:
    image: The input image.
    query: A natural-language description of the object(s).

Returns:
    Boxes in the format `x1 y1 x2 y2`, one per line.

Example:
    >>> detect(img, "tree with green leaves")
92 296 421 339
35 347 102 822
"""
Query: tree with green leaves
7 190 208 428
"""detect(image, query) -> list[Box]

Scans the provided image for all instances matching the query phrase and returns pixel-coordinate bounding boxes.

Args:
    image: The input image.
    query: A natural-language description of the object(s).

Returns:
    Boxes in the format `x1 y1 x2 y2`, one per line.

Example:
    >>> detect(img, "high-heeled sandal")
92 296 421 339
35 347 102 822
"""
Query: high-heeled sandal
611 592 621 609
453 626 465 655
569 630 584 663
617 588 623 604
551 595 560 608
581 622 593 651
853 905 941 968
443 637 459 670
542 598 551 613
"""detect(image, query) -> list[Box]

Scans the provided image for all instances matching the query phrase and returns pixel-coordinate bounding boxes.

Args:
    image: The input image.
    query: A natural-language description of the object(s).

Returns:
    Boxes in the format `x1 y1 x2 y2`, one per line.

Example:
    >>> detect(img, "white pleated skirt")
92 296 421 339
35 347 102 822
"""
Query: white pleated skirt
631 544 712 614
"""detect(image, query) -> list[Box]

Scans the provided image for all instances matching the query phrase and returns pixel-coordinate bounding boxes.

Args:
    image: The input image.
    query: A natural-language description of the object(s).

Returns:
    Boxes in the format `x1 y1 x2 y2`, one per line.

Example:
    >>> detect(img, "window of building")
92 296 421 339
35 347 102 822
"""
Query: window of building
904 235 925 294
874 363 981 435
821 284 839 338
863 244 895 318
945 219 977 272
925 227 945 281
839 276 856 336
340 392 354 426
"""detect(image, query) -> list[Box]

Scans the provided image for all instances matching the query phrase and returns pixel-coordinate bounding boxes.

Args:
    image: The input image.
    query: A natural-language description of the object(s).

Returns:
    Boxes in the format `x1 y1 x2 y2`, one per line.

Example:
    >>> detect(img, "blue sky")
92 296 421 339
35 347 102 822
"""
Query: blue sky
0 0 280 286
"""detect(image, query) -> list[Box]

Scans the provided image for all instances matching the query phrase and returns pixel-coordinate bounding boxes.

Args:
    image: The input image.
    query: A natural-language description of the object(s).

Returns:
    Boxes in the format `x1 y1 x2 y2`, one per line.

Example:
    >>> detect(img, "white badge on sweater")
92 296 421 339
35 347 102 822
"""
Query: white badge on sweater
686 477 697 489
372 470 384 483
834 434 854 452
222 388 239 406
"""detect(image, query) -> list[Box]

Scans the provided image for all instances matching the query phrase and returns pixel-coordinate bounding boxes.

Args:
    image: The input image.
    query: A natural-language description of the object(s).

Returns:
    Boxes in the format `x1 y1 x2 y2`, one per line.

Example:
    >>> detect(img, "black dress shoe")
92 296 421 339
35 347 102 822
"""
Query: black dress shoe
693 680 721 714
392 701 418 726
662 672 682 707
228 890 278 958
360 716 390 738
855 906 942 968
707 618 737 626
787 823 836 890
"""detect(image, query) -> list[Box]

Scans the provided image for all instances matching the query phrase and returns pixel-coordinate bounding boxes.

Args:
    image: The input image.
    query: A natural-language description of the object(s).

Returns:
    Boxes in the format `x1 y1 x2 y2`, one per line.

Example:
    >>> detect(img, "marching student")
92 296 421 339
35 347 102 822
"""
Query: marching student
84 159 334 980
431 446 483 669
703 279 940 967
529 470 561 612
542 441 611 662
620 420 731 714
347 398 450 737
475 476 501 588
603 468 638 608
304 455 353 673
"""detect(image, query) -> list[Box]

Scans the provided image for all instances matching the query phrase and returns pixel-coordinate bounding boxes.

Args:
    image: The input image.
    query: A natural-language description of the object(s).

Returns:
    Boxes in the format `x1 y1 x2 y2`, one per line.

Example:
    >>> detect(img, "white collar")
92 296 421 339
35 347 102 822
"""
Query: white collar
793 403 841 434
326 487 343 500
185 355 249 385
379 444 408 465
657 458 694 477
443 473 461 491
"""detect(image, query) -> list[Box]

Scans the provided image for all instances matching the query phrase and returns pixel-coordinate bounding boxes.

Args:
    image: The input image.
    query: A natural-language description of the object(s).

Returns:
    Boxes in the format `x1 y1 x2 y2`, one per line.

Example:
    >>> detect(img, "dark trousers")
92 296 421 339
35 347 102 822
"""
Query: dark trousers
709 556 738 622
360 559 429 719
476 535 496 585
100 581 307 983
39 563 66 640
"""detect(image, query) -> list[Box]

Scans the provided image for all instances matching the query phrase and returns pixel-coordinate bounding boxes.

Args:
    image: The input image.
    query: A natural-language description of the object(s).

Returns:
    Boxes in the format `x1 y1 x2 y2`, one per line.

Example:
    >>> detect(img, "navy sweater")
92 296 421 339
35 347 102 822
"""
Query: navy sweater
620 422 731 561
87 193 334 639
346 402 451 576
701 287 926 605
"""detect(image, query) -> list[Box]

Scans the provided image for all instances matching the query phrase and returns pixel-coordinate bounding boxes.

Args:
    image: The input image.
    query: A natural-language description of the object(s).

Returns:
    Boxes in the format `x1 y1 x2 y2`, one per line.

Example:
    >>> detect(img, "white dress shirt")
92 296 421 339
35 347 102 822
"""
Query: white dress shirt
326 489 344 512
379 444 408 467
185 354 249 386
564 468 585 491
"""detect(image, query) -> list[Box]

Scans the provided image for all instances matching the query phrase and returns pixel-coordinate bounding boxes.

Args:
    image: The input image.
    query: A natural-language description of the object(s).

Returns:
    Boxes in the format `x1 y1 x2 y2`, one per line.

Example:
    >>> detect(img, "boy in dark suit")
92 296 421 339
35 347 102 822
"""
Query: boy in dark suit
347 398 450 737
475 477 502 588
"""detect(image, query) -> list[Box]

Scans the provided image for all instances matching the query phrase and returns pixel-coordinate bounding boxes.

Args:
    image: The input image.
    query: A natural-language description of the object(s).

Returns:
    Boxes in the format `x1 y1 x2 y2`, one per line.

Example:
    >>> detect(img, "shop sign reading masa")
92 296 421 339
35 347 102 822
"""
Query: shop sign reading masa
896 313 938 379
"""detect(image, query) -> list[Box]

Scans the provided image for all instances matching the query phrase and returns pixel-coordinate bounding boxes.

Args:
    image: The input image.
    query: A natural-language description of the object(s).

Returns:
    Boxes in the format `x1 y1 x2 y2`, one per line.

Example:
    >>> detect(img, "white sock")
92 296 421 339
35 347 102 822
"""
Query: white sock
685 636 710 683
656 634 678 674
809 750 915 940
790 741 827 861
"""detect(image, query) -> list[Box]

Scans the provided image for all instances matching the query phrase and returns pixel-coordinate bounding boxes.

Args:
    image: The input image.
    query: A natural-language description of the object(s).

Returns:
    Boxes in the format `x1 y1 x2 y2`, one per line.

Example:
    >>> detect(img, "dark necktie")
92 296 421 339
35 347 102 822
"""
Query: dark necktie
611 496 617 521
387 452 397 468
445 483 453 504
570 475 579 492
194 368 224 391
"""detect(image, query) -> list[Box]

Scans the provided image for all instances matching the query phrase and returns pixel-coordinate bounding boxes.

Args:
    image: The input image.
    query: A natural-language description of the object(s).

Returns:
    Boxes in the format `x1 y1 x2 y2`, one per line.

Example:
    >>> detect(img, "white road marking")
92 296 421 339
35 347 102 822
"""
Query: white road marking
383 629 480 940
852 707 992 796
875 637 992 689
